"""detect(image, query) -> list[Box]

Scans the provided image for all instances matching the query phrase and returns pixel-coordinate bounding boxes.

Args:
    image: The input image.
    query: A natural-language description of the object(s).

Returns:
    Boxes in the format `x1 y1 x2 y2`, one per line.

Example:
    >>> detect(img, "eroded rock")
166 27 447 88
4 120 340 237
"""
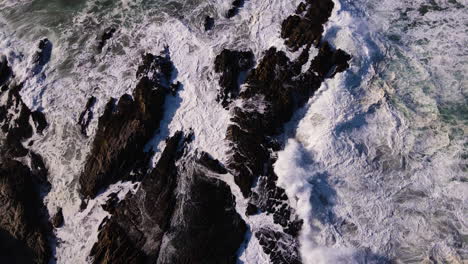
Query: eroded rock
281 0 335 50
90 132 246 264
79 50 178 199
0 160 52 264
214 49 254 107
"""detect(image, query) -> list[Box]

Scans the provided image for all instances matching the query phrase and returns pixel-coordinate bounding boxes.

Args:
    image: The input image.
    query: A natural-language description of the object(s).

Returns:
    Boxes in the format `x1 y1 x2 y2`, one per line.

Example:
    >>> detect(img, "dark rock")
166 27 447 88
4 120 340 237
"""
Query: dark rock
226 0 245 18
246 203 258 215
78 96 97 136
222 0 351 260
310 41 352 78
97 27 116 52
214 49 254 107
170 81 181 95
281 0 335 50
79 50 177 199
90 132 246 264
204 16 215 31
0 55 12 86
0 159 52 264
198 151 227 174
31 38 52 75
255 228 302 264
52 208 64 228
31 110 48 134
295 2 307 14
102 192 119 214
0 83 34 158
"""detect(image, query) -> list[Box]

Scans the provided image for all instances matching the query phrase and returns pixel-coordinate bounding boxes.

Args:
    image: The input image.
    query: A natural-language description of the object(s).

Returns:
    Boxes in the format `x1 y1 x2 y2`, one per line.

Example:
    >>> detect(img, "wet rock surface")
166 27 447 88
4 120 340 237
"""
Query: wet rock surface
0 160 52 264
0 57 53 264
78 96 97 136
214 49 254 107
198 151 228 174
221 0 351 262
281 0 334 50
79 49 178 199
256 228 302 264
90 132 246 264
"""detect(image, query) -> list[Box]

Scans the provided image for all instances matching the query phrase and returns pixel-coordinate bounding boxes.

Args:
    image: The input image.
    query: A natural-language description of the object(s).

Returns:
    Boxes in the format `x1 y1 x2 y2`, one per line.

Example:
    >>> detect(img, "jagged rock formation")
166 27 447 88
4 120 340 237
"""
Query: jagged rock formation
79 50 178 199
0 160 51 264
281 0 334 50
214 49 254 107
256 228 302 264
0 74 48 158
90 132 246 264
217 0 352 262
78 96 97 136
0 56 53 264
97 27 117 52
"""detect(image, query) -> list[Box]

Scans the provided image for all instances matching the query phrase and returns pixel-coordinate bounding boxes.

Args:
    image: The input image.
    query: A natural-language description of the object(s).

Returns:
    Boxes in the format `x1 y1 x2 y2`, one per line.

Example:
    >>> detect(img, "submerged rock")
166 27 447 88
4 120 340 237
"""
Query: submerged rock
97 27 117 52
79 50 178 199
90 132 246 264
30 38 52 75
214 49 254 107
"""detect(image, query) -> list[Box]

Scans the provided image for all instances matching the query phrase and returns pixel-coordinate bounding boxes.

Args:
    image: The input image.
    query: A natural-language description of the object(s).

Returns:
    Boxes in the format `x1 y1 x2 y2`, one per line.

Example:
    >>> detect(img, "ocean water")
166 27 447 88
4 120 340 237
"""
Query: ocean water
0 0 466 263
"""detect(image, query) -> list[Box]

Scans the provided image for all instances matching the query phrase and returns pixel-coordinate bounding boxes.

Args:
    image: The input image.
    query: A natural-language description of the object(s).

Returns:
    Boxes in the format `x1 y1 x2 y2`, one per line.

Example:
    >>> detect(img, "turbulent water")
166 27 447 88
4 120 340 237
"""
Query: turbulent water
0 0 466 263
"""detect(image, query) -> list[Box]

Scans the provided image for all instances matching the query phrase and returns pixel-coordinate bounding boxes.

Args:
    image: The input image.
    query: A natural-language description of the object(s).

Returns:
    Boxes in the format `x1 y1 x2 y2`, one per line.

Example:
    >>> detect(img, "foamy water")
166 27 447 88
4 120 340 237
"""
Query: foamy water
0 0 466 263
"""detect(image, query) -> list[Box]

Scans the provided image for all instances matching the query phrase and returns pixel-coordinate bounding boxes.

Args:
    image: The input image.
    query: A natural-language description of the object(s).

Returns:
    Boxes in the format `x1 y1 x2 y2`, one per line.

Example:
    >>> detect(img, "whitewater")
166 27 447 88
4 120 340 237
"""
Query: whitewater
0 0 466 263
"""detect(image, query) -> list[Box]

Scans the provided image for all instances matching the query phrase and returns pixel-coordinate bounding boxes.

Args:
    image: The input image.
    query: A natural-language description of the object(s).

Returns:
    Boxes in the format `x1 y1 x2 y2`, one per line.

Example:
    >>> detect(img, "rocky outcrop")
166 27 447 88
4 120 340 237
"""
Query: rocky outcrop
0 56 53 264
90 132 246 264
256 228 302 264
219 0 352 262
0 160 52 264
198 151 228 174
1 82 48 157
78 96 97 136
97 27 117 53
79 50 179 199
214 49 254 107
281 0 334 50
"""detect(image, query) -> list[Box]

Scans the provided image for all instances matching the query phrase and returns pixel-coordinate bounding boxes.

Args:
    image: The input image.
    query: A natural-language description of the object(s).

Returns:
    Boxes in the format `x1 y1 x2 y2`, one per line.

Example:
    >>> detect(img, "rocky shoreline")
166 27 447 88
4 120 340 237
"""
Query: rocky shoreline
0 0 351 263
